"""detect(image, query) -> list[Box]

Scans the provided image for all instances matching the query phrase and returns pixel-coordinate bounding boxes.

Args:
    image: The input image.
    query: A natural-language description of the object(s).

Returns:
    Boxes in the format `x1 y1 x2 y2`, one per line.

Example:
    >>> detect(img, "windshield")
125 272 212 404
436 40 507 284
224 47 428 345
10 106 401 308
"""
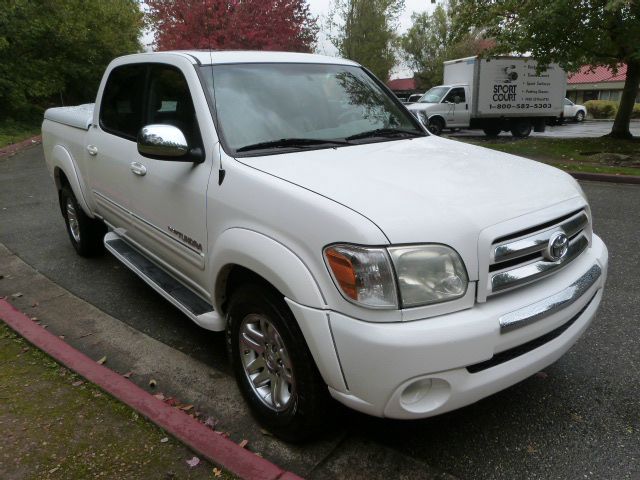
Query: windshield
201 63 424 155
419 86 449 103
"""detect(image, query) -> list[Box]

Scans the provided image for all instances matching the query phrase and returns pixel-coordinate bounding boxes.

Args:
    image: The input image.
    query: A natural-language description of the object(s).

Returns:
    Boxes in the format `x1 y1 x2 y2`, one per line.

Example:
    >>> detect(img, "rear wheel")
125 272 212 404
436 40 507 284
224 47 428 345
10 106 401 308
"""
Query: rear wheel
427 117 445 136
226 284 330 442
59 185 105 257
575 110 585 122
510 120 532 138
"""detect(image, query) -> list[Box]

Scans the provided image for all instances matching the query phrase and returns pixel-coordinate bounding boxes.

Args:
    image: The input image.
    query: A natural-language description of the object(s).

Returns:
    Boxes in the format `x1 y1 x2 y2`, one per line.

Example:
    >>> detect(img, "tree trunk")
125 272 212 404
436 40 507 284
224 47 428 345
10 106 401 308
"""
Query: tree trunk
609 60 640 139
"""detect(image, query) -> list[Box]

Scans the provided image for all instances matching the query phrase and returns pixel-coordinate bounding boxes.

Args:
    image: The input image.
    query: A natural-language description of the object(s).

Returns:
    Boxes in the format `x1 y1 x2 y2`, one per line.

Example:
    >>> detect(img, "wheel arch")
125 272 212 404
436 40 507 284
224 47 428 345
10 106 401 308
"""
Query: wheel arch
427 114 446 126
210 228 326 315
50 145 94 218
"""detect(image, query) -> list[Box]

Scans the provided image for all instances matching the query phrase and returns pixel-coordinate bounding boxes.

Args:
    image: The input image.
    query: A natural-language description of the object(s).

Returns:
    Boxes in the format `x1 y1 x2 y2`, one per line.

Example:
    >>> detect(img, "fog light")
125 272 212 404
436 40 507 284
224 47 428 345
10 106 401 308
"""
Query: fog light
400 379 433 406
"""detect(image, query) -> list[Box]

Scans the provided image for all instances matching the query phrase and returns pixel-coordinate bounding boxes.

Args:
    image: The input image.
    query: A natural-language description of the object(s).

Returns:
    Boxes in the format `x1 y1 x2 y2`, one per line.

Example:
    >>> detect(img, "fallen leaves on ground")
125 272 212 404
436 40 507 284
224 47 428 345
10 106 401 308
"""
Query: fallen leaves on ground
204 417 217 430
11 292 23 298
72 380 84 387
238 439 248 449
160 437 169 443
122 371 133 379
149 379 157 388
212 467 223 477
97 356 107 365
186 456 200 468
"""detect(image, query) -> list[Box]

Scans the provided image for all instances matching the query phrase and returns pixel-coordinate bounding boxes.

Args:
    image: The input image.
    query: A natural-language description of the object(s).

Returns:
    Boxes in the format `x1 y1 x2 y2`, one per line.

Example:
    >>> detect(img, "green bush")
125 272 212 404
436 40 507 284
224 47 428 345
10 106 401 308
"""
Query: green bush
584 100 618 119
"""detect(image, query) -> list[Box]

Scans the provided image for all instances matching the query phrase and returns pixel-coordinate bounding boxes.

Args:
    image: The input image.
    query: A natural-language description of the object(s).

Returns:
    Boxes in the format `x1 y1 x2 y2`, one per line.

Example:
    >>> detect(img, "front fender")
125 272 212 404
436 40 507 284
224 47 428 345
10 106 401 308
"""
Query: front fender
51 144 94 218
210 228 326 310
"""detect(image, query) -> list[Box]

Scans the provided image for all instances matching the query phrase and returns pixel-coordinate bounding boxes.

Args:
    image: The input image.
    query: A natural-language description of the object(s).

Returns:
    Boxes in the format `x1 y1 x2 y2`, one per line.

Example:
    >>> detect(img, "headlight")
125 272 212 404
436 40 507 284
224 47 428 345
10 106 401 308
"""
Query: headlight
389 245 468 307
324 244 398 308
324 243 468 309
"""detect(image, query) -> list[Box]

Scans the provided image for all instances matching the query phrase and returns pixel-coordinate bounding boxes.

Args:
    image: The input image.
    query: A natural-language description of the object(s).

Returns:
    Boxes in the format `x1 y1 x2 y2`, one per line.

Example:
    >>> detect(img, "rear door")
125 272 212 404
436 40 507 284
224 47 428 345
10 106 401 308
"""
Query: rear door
125 62 215 293
86 63 147 232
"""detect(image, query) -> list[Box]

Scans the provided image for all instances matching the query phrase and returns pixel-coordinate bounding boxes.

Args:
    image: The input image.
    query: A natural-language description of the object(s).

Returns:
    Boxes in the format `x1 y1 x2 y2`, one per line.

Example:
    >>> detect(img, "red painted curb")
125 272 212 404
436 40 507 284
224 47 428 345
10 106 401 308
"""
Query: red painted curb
0 299 301 480
0 134 42 158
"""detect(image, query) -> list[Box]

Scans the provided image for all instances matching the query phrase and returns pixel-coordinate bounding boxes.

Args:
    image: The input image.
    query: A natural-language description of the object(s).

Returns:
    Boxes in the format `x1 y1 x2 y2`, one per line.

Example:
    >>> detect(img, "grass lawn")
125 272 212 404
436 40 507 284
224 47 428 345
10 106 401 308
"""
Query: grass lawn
0 324 234 479
0 119 41 148
456 136 640 176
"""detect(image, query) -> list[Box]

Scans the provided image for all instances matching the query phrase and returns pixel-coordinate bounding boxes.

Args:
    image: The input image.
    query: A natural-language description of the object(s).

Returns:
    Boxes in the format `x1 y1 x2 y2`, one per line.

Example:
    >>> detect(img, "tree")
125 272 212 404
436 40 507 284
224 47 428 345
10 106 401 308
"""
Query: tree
327 0 405 82
146 0 318 53
0 0 142 120
401 1 491 90
456 0 640 139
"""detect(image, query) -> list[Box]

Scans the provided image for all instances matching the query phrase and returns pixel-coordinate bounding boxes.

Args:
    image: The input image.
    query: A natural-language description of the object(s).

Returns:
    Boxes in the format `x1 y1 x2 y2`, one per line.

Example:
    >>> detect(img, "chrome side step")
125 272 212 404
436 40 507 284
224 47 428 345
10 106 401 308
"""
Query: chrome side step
103 231 224 331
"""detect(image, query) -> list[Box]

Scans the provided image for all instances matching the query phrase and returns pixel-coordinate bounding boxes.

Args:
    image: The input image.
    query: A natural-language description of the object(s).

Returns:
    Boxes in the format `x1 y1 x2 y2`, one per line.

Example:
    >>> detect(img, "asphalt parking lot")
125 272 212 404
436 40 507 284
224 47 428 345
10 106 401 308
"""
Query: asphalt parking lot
448 119 640 138
1 145 639 479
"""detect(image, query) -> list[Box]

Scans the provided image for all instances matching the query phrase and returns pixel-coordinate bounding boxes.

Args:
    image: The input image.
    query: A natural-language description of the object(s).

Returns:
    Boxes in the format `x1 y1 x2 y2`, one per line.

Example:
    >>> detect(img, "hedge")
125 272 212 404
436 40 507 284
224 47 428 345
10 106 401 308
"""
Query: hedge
584 100 640 119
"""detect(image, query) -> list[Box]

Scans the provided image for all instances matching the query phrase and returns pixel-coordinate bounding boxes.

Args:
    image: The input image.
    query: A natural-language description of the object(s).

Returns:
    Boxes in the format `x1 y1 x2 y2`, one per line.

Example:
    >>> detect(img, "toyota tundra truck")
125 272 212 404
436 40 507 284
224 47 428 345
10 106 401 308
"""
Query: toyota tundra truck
42 51 608 441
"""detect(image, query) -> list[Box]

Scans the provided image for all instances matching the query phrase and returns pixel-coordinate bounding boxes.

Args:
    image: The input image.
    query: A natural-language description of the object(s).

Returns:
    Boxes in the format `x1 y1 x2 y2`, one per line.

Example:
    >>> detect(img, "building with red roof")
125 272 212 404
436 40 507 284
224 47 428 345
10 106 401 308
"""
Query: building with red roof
387 77 419 100
566 64 639 104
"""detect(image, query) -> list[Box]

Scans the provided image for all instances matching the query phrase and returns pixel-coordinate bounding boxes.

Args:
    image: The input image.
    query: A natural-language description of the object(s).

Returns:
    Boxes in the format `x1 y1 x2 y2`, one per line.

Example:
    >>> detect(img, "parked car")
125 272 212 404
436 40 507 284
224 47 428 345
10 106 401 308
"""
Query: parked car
42 51 608 441
563 98 587 122
403 93 424 104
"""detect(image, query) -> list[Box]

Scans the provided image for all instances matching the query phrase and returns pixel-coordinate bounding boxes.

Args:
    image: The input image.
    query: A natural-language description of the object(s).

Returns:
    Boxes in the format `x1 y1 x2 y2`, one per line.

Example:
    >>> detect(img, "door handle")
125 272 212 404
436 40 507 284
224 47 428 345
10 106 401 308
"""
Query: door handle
86 145 98 156
130 162 147 176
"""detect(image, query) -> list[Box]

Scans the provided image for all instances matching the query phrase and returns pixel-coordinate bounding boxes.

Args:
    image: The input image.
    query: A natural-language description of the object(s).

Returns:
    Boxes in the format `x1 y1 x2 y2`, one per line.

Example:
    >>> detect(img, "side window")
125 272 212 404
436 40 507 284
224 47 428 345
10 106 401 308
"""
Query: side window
146 65 201 147
100 65 147 140
444 87 466 103
563 98 572 106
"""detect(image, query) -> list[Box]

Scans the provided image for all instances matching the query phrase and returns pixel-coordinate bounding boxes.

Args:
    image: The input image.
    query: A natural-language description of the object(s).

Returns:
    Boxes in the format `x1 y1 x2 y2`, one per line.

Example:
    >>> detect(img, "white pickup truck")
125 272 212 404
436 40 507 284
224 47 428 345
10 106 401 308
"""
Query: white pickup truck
42 51 608 441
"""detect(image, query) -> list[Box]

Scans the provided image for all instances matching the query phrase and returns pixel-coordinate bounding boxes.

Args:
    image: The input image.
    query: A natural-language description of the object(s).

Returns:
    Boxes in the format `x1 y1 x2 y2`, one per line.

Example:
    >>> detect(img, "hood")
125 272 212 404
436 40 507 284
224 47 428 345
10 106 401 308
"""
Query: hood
407 102 437 112
238 136 582 276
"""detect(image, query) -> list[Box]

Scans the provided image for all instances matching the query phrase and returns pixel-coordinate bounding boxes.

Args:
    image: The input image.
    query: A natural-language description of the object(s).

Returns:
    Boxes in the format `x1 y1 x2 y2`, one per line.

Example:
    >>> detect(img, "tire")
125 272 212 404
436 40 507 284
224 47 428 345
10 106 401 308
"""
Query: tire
575 110 585 122
59 185 106 257
226 284 330 442
427 117 445 136
483 127 501 137
510 120 532 138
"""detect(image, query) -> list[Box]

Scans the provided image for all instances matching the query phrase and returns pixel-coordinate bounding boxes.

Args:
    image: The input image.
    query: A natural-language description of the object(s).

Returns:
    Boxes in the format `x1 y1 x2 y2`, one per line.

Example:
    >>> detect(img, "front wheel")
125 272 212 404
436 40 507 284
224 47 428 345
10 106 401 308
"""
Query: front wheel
575 110 585 122
59 185 106 257
226 284 330 442
427 117 445 136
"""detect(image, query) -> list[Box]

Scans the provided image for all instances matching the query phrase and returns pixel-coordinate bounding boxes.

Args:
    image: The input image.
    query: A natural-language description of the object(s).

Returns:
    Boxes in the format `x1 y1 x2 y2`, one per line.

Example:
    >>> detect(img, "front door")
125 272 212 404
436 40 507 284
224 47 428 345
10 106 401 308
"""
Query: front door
442 87 470 127
125 63 214 293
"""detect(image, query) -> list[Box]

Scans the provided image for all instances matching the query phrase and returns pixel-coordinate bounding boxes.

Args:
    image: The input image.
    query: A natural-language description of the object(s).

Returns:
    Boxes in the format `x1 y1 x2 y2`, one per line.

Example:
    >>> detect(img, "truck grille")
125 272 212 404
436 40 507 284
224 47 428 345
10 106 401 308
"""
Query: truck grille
487 209 590 296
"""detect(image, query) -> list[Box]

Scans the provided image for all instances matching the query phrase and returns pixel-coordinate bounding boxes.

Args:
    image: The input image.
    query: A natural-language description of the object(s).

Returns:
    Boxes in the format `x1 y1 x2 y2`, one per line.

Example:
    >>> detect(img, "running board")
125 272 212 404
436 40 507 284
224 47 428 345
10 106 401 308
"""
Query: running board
103 232 224 331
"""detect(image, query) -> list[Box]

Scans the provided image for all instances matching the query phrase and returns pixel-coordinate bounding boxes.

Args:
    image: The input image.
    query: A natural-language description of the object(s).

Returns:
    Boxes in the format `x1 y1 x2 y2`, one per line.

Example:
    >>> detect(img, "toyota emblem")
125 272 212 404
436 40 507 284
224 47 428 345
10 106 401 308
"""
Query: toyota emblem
545 232 569 261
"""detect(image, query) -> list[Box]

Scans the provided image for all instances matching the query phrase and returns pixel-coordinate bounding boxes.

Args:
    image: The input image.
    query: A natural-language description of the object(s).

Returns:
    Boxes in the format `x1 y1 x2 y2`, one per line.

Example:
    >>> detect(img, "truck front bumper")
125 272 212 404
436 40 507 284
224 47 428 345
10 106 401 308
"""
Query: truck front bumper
301 235 608 419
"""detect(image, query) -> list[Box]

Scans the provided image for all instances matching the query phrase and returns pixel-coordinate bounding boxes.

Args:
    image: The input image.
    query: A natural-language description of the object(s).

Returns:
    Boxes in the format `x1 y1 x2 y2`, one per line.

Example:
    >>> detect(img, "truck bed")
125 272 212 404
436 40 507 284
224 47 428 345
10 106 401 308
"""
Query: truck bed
43 104 94 130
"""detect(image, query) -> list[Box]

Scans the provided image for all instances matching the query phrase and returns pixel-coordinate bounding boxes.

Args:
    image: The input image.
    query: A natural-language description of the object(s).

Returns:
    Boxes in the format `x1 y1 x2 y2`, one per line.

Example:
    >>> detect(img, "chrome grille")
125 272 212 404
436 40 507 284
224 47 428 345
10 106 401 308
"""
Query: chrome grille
487 210 590 296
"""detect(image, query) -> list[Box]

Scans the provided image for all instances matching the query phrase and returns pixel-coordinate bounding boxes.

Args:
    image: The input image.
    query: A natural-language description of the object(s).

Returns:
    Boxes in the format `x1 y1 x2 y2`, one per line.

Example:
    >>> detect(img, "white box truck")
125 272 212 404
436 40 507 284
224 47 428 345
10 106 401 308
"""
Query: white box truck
407 56 567 137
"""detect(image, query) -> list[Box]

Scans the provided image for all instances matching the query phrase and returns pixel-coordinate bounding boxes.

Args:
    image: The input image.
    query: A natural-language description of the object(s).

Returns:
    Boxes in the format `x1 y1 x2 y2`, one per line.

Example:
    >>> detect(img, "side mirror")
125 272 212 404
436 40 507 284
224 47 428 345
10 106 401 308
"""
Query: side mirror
137 124 189 160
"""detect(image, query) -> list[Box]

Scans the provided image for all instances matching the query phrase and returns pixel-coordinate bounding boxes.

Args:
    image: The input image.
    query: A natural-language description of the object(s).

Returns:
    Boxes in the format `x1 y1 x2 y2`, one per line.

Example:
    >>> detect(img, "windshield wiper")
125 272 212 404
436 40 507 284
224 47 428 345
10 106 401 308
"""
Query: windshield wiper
345 128 425 141
236 138 351 153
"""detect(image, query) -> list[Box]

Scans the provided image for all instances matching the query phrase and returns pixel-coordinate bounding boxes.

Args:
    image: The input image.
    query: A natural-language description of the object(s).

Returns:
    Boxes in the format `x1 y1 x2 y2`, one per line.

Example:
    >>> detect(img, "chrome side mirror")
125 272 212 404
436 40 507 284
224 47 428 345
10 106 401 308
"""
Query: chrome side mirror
137 124 189 159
